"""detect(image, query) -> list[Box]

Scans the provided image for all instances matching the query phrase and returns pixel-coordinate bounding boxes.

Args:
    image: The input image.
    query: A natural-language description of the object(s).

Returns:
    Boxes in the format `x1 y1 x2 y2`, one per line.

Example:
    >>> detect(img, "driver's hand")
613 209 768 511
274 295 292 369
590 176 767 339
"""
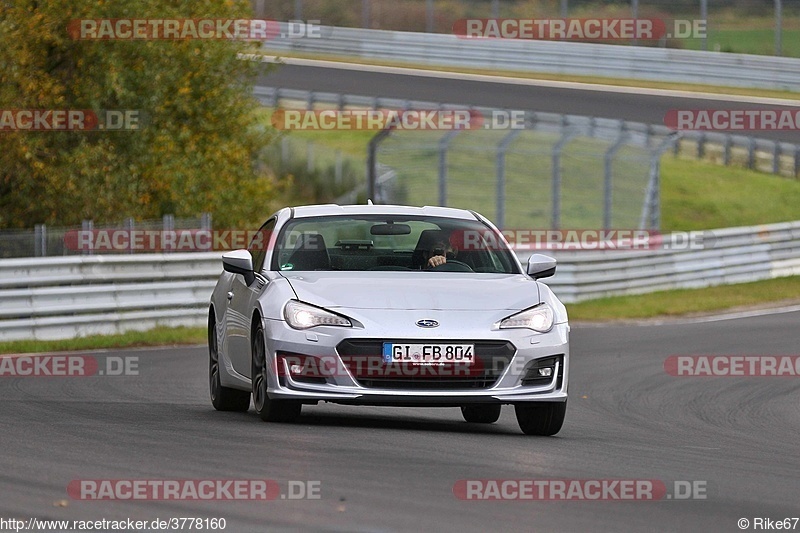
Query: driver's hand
427 255 446 268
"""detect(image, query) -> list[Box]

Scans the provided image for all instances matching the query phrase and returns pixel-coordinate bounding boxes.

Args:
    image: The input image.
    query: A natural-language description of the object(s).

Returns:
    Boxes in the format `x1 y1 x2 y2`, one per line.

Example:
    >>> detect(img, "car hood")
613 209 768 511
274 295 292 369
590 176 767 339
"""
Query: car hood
280 272 541 311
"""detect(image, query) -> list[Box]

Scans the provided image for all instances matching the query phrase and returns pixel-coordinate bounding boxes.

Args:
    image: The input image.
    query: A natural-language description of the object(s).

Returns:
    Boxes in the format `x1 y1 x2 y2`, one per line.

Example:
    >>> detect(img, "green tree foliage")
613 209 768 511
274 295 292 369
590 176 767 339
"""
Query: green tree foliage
0 0 280 229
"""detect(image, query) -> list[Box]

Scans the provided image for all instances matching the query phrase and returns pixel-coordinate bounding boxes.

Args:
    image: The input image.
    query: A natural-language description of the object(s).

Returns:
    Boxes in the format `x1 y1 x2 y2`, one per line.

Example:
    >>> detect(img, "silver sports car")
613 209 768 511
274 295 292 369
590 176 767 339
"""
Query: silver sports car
208 204 569 435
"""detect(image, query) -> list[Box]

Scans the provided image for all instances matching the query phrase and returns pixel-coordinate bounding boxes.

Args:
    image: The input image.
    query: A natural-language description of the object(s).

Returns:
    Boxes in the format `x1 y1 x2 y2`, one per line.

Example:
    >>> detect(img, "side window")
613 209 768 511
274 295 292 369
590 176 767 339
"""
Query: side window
249 218 276 273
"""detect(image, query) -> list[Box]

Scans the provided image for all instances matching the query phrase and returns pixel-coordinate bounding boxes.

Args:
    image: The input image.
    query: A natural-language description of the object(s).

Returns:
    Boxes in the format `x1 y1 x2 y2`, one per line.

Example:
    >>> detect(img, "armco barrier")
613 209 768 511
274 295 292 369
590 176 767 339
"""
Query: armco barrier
262 25 800 91
1 221 799 341
0 253 221 341
535 221 800 302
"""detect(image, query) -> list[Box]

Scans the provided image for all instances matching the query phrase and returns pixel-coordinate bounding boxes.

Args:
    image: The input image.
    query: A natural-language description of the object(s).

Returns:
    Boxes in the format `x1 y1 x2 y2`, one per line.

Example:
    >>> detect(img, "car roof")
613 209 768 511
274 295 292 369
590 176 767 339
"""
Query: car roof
290 204 479 220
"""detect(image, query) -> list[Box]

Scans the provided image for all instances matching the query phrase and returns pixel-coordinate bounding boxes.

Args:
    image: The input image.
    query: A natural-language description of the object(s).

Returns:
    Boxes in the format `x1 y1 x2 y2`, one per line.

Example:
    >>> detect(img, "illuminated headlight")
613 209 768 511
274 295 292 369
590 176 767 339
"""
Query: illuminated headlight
284 300 352 330
499 304 554 333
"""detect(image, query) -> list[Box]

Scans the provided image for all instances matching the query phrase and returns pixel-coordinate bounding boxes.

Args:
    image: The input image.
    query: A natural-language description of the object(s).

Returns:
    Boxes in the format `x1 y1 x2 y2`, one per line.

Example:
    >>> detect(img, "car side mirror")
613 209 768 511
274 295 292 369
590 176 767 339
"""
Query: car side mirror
222 249 255 285
526 253 557 279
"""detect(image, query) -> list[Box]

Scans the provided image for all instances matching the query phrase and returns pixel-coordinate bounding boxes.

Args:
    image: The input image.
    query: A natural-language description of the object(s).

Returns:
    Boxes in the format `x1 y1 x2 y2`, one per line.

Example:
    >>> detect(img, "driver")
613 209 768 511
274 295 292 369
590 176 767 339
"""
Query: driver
424 237 458 268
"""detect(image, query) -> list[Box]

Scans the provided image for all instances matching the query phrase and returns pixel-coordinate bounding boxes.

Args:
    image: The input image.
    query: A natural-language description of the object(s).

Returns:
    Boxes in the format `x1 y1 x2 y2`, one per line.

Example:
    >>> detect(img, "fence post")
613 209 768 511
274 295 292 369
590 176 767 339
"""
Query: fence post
307 141 314 173
773 142 781 175
163 214 174 253
81 219 93 255
697 132 706 159
496 129 522 229
438 130 461 207
748 137 756 169
367 127 394 202
34 224 46 257
795 145 799 179
254 0 265 19
700 0 708 51
201 212 212 231
426 0 434 32
775 0 783 56
723 134 732 166
604 126 628 230
552 128 579 230
362 0 370 29
294 0 303 21
640 134 680 230
124 217 134 254
491 0 500 18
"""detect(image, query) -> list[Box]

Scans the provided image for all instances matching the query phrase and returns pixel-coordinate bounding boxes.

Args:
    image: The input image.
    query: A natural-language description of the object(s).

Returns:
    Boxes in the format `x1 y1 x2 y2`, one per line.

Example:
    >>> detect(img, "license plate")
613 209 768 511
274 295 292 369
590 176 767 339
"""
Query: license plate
382 343 475 365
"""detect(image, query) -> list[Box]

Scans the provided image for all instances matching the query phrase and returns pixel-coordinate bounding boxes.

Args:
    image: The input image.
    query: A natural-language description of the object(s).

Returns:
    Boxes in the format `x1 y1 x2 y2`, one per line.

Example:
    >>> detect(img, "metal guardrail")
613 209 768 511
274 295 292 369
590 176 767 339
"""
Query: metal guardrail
0 254 221 341
1 220 799 340
262 25 800 91
534 221 800 302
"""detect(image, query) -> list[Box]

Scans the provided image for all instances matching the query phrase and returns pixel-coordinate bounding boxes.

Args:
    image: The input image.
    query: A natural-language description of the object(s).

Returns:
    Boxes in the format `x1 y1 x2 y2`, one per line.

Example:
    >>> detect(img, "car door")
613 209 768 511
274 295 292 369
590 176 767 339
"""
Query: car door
225 218 275 378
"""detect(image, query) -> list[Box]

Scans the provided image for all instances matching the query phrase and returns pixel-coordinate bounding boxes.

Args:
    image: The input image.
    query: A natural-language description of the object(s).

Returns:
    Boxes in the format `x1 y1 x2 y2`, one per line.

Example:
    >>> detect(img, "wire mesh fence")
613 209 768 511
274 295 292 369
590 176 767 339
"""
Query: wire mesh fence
373 117 667 230
0 215 210 259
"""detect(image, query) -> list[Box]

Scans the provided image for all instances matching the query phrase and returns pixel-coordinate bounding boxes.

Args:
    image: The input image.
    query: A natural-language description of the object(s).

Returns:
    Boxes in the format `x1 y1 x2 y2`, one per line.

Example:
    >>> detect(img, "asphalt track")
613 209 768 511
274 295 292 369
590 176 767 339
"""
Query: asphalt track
2 310 799 532
257 61 800 144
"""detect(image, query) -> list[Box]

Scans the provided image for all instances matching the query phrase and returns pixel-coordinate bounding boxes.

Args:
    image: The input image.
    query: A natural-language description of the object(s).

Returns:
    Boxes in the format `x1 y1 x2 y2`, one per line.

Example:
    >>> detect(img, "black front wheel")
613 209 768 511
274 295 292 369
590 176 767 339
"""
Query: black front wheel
514 401 567 436
252 323 302 423
209 316 250 412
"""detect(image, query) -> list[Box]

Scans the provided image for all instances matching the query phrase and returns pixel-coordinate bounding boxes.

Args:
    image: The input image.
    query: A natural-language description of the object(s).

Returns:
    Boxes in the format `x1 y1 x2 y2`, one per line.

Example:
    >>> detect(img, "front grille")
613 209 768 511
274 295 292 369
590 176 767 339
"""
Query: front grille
336 339 516 390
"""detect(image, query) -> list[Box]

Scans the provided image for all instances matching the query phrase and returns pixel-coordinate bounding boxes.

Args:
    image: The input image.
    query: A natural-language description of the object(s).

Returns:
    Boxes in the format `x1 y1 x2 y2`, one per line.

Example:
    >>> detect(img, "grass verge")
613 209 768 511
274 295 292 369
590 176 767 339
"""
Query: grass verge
567 276 800 322
660 157 800 232
0 327 205 356
682 28 800 58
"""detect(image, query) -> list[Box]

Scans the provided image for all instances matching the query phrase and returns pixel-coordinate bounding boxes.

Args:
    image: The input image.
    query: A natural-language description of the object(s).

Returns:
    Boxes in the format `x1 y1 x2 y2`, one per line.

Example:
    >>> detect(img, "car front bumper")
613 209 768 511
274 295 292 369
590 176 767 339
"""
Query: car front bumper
262 314 569 406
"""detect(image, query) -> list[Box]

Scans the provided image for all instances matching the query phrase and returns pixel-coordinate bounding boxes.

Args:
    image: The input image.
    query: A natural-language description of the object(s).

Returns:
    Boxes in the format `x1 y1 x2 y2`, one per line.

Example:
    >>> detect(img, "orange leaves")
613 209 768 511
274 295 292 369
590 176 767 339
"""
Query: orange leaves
1 0 279 229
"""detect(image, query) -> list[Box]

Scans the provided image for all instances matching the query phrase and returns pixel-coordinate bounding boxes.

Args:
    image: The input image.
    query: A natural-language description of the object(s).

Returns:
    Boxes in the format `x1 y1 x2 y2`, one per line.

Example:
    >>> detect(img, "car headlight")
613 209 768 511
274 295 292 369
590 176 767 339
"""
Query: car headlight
499 304 554 332
283 300 352 330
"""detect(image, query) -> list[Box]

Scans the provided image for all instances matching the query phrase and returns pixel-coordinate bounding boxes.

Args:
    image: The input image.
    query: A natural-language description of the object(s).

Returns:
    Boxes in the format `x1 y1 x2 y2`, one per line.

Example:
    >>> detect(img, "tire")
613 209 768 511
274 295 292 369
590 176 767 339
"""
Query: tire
461 404 502 424
251 323 302 423
514 401 567 436
209 316 250 412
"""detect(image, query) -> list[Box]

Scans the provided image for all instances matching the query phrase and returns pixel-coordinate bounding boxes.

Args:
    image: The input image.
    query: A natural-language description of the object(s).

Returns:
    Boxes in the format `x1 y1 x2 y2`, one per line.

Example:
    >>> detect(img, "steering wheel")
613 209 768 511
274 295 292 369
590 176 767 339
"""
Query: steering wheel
427 260 474 272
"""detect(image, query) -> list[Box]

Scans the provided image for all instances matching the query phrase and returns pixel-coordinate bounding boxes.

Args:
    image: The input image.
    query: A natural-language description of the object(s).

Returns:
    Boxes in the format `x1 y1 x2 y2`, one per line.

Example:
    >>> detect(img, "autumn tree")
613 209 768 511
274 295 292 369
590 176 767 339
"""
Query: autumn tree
0 0 279 229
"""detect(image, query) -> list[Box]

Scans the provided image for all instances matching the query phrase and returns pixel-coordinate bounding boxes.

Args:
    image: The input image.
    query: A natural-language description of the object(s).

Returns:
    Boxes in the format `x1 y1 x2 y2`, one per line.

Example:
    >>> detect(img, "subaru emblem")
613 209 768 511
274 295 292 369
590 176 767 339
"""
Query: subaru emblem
415 319 439 328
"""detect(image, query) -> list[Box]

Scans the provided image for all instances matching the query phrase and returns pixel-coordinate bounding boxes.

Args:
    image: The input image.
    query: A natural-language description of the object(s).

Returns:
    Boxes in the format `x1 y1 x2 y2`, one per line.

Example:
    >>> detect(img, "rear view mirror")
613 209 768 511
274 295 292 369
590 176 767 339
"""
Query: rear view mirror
526 254 557 279
370 223 412 236
222 249 255 285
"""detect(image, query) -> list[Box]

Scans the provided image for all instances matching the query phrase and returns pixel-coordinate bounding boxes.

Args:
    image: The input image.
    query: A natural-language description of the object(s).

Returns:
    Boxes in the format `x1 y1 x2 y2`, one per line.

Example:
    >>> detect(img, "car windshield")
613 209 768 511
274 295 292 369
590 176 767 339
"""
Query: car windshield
272 215 520 274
